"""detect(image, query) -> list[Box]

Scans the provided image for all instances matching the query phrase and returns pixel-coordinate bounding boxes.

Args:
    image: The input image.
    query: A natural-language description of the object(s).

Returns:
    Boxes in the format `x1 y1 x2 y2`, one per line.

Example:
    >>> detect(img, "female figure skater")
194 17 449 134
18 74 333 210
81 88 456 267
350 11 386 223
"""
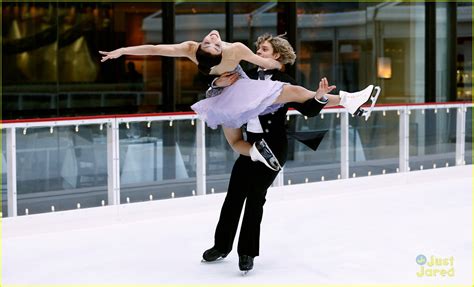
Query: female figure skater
100 30 379 171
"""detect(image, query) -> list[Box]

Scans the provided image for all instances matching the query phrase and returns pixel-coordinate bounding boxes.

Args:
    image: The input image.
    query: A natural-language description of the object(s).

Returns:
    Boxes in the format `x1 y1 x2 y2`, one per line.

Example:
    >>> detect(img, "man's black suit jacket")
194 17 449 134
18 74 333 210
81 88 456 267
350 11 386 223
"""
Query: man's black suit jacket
245 67 327 166
208 67 328 257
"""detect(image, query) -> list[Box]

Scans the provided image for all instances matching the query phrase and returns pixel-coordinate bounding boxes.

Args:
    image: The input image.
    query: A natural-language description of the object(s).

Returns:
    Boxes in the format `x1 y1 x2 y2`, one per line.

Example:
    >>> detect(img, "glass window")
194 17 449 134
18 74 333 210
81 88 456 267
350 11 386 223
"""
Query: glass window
456 2 472 101
2 2 163 119
105 3 163 114
2 2 471 119
174 3 226 109
295 2 426 103
3 2 59 119
233 2 278 71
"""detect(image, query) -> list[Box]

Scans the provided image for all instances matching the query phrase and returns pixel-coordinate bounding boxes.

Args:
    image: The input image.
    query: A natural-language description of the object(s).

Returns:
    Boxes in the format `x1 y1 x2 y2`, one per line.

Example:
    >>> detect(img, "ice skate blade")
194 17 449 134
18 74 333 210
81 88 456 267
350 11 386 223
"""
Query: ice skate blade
201 257 225 263
362 86 381 121
241 270 250 276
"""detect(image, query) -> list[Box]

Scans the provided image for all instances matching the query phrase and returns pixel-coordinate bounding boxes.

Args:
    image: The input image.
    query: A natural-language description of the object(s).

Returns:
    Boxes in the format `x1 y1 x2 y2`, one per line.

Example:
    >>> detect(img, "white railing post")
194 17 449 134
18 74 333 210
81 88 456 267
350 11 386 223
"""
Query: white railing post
340 112 349 179
196 119 206 195
6 128 18 217
272 167 284 187
399 107 410 172
107 120 120 205
456 105 467 165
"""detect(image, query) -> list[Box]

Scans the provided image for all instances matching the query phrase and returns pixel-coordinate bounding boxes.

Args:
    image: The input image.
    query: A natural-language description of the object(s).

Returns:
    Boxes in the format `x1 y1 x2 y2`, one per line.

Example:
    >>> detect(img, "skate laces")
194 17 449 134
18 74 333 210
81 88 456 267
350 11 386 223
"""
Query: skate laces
256 140 280 170
256 140 272 159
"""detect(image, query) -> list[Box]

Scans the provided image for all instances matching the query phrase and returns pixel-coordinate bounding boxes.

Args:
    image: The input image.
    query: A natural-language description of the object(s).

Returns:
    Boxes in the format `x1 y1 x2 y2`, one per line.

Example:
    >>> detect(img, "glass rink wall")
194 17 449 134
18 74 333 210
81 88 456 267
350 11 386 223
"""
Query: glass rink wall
1 102 472 217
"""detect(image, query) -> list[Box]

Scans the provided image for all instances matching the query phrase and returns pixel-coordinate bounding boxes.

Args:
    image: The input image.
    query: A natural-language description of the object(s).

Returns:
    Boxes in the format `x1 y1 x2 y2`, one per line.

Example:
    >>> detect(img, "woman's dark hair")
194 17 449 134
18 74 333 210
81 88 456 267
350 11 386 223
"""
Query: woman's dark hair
195 44 222 75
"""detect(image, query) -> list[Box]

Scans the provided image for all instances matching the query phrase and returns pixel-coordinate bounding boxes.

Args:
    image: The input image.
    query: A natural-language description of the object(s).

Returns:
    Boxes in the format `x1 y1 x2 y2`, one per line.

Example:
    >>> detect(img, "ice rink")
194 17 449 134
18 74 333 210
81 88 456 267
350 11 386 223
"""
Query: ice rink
2 165 472 285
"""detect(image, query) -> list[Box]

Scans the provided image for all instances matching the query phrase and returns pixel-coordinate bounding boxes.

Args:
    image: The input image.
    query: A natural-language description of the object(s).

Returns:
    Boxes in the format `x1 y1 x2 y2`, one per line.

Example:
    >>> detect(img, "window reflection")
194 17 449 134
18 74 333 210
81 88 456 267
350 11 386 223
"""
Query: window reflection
174 3 226 109
457 3 472 101
231 3 277 71
1 2 472 120
295 2 426 103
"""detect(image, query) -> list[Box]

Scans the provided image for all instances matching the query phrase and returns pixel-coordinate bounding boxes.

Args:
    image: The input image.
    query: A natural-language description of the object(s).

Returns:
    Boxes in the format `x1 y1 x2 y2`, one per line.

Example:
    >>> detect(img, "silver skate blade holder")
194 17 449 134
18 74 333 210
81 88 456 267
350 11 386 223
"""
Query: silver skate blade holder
362 86 381 121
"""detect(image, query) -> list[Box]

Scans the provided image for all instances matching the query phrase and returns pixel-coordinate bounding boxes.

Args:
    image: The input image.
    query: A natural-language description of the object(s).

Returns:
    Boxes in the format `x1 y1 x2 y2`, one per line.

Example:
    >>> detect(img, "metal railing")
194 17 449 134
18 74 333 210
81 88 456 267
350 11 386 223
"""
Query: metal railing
1 102 472 217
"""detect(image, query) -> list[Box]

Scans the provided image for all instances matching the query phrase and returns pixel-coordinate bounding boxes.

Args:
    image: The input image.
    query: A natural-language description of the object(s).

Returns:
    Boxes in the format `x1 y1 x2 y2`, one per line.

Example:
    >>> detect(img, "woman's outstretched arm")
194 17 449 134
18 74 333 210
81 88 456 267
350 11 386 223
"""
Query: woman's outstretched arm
99 41 198 63
232 42 282 70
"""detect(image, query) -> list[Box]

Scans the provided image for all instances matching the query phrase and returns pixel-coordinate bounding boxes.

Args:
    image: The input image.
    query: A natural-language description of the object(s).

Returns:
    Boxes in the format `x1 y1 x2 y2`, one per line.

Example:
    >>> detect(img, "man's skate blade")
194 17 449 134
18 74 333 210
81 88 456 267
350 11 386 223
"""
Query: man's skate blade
241 270 250 276
363 86 381 121
272 160 282 171
201 257 225 263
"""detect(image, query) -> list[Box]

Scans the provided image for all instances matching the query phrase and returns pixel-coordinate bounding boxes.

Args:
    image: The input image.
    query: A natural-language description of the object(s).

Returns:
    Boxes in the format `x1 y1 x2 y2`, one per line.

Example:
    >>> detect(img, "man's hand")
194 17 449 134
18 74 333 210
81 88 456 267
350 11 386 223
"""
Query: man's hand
213 71 239 88
314 77 336 99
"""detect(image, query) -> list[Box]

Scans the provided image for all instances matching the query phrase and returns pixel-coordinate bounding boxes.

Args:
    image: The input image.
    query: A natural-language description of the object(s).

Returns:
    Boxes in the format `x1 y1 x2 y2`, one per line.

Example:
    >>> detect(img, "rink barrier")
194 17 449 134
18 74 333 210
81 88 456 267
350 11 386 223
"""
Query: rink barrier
1 102 472 217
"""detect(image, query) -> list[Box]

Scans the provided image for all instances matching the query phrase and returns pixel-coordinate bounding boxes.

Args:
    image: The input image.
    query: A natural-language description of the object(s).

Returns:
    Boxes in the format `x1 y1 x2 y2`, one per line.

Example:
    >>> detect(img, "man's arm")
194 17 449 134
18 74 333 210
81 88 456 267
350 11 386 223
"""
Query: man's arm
288 99 328 117
205 71 240 97
276 73 328 117
205 78 224 98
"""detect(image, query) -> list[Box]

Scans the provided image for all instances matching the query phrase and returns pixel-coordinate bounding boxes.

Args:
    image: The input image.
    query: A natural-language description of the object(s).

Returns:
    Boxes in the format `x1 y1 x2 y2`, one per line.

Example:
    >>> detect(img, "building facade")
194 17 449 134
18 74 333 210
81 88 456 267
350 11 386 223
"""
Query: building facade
2 2 472 119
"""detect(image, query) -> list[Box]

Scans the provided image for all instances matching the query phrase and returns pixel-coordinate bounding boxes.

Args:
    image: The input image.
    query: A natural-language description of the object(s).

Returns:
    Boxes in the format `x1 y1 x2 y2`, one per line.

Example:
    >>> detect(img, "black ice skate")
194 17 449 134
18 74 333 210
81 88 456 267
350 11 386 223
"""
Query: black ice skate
340 85 381 121
249 139 282 171
201 247 228 263
239 255 254 275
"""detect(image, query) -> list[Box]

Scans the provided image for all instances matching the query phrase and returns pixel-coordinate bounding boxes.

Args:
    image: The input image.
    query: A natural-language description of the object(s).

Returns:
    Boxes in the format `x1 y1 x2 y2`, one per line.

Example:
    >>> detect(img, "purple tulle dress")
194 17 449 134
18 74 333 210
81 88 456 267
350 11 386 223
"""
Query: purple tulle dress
191 65 286 129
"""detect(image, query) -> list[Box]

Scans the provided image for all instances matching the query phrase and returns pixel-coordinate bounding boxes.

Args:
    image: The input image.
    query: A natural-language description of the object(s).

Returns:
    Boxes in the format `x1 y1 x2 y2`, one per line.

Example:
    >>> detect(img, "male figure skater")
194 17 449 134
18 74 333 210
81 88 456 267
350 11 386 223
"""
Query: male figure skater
201 33 331 273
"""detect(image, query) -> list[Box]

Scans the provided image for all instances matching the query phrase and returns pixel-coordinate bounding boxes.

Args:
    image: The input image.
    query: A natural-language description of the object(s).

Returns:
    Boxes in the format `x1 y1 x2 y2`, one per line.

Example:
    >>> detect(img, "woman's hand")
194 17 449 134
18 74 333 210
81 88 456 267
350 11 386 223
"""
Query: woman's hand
99 48 124 62
214 72 239 88
314 77 336 99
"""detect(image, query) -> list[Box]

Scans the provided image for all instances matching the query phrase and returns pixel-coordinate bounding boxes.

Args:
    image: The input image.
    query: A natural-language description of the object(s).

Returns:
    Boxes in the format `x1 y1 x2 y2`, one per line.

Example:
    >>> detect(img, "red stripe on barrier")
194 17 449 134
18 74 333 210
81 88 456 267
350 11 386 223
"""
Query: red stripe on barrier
1 111 196 124
1 101 471 124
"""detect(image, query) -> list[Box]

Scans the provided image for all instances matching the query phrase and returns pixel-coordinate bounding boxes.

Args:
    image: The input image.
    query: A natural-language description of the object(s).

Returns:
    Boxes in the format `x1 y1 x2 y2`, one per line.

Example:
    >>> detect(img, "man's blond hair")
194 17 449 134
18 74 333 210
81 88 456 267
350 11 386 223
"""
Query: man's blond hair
255 33 296 65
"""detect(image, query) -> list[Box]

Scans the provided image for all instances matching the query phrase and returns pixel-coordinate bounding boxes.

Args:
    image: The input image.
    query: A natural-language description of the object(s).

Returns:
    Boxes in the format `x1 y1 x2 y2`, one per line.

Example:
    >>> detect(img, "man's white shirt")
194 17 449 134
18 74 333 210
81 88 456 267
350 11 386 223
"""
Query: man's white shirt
247 69 272 133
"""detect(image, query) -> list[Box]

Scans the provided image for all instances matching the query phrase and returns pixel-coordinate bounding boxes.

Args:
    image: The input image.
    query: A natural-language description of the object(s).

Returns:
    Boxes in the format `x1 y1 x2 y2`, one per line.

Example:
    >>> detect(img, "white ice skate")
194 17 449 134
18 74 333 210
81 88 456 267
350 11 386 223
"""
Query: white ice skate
340 85 381 121
249 139 282 171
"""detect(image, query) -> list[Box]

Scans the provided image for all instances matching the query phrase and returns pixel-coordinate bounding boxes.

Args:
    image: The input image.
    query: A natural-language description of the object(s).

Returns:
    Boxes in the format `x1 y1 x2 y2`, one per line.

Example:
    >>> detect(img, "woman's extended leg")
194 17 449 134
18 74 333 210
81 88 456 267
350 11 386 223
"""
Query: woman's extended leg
325 94 342 107
275 86 348 107
273 77 335 104
223 127 281 171
224 128 251 156
274 78 380 118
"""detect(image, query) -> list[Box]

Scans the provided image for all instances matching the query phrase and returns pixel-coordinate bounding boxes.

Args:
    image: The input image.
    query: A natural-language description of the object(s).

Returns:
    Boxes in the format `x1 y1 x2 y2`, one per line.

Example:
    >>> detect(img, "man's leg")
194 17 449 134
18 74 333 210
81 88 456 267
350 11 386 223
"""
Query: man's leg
237 162 279 257
212 156 251 254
